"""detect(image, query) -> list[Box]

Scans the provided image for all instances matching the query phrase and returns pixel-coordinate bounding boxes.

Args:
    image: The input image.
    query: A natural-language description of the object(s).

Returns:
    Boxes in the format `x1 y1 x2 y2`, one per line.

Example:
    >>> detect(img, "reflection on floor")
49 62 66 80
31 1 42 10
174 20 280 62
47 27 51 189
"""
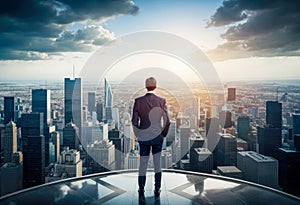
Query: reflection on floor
1 170 300 205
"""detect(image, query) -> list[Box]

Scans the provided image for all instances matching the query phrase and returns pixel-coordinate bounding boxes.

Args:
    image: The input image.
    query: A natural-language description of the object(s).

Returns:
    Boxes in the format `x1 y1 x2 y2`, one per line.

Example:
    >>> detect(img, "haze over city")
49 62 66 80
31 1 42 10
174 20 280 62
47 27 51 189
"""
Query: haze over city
1 1 300 204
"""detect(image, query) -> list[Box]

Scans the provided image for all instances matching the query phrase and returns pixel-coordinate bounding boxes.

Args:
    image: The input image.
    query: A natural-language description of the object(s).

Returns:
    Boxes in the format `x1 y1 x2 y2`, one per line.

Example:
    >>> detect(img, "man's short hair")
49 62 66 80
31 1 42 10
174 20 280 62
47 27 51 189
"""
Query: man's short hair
145 77 157 91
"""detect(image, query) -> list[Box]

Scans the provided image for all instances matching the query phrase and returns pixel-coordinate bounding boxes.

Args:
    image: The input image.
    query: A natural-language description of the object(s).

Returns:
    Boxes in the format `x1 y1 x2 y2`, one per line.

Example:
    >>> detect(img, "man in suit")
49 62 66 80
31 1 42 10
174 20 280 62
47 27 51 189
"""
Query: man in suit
132 77 170 197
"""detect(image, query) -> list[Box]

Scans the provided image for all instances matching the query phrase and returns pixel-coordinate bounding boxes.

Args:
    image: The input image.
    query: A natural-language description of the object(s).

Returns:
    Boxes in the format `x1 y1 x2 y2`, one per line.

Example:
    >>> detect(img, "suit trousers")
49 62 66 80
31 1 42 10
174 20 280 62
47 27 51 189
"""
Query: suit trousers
138 137 163 191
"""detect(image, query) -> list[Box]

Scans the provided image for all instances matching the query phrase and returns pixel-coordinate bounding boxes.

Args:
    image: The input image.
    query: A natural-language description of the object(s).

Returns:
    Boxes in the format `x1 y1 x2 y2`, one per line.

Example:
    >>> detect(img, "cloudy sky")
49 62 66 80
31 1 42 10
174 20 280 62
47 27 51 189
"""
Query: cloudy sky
0 0 300 81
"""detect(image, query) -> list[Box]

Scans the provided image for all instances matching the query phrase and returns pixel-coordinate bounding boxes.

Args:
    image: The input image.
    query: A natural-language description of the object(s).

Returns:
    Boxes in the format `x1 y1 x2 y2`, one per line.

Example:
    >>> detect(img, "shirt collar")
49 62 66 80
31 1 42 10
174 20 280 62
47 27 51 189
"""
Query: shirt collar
147 90 155 94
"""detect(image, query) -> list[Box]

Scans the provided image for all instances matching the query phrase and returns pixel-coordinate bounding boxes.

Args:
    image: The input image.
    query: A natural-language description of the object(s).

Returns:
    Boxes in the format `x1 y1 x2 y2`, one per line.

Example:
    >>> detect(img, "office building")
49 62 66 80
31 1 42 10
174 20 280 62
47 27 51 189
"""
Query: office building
21 113 44 138
64 78 82 132
22 135 45 188
4 96 14 125
192 148 213 173
257 126 281 157
87 140 115 170
50 131 60 163
227 88 236 101
32 89 51 166
88 92 96 114
96 102 104 122
127 151 139 169
112 107 119 129
0 152 23 196
54 148 82 178
238 151 279 188
266 101 282 128
63 122 79 150
219 110 233 128
161 150 172 169
32 89 51 125
274 148 300 197
189 133 205 169
166 121 176 146
216 166 242 179
3 121 17 163
179 125 191 160
82 122 108 145
292 114 300 138
109 129 123 170
217 133 237 166
237 116 250 141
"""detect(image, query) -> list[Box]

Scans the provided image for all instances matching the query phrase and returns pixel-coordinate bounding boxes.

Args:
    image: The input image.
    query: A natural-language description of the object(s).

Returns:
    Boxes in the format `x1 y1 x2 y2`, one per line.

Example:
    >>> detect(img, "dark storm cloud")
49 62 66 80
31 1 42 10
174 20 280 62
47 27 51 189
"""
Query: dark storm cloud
0 0 139 60
207 0 300 60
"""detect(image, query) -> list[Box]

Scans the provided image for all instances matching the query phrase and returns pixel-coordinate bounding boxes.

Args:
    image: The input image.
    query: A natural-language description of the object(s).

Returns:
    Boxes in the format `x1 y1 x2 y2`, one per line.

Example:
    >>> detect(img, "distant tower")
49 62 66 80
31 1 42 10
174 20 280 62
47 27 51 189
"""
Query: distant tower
88 92 96 115
266 101 282 128
237 116 250 141
32 89 51 125
3 121 17 163
104 78 113 120
63 122 79 150
64 78 82 132
96 102 104 122
4 96 14 125
227 88 236 101
104 78 113 108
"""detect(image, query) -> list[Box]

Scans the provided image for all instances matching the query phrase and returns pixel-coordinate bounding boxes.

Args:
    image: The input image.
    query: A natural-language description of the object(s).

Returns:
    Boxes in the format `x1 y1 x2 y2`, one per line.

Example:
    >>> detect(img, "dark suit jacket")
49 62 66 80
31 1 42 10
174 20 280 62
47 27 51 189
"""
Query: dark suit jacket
132 93 170 144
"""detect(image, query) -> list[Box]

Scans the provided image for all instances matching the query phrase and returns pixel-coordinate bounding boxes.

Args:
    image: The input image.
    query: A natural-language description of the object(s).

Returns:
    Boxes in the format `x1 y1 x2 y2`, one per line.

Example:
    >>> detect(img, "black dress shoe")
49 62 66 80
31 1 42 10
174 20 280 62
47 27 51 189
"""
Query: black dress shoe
154 189 161 197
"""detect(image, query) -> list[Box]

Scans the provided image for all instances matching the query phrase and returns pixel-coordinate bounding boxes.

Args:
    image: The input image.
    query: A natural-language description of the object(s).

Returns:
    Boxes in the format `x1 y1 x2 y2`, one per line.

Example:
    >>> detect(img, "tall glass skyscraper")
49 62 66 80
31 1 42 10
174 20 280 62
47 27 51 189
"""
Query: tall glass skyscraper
104 78 113 108
64 78 82 133
266 101 282 128
4 96 14 125
88 92 96 114
32 89 50 125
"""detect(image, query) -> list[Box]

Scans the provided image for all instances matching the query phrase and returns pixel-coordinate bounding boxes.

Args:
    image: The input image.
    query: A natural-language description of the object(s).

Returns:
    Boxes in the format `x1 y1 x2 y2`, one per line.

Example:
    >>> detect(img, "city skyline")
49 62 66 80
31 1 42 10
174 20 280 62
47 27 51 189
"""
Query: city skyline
0 1 299 81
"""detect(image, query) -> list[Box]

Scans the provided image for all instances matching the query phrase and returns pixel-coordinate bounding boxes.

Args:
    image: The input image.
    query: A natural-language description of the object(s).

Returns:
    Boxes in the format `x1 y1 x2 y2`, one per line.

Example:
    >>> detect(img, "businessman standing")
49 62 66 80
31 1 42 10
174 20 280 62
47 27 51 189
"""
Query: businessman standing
132 77 170 197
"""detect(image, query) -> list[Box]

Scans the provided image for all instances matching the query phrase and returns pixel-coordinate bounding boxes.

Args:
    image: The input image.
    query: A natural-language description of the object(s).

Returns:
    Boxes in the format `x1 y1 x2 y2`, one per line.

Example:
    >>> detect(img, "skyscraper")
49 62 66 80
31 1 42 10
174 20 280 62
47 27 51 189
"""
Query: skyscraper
63 122 79 150
3 121 17 163
32 89 51 166
292 114 300 137
104 78 113 108
88 92 96 115
266 101 282 128
237 116 250 141
50 131 60 163
166 121 176 147
22 135 45 188
257 126 281 157
21 113 44 138
64 78 82 131
4 96 14 125
227 88 236 101
32 89 51 125
96 102 104 122
179 125 191 160
104 78 113 121
217 133 237 166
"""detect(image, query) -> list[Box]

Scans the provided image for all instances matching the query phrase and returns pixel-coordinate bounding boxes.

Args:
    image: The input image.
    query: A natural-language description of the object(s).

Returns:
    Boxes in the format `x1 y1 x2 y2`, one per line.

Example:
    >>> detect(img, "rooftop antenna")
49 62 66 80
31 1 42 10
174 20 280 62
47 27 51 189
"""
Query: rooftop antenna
276 87 279 102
